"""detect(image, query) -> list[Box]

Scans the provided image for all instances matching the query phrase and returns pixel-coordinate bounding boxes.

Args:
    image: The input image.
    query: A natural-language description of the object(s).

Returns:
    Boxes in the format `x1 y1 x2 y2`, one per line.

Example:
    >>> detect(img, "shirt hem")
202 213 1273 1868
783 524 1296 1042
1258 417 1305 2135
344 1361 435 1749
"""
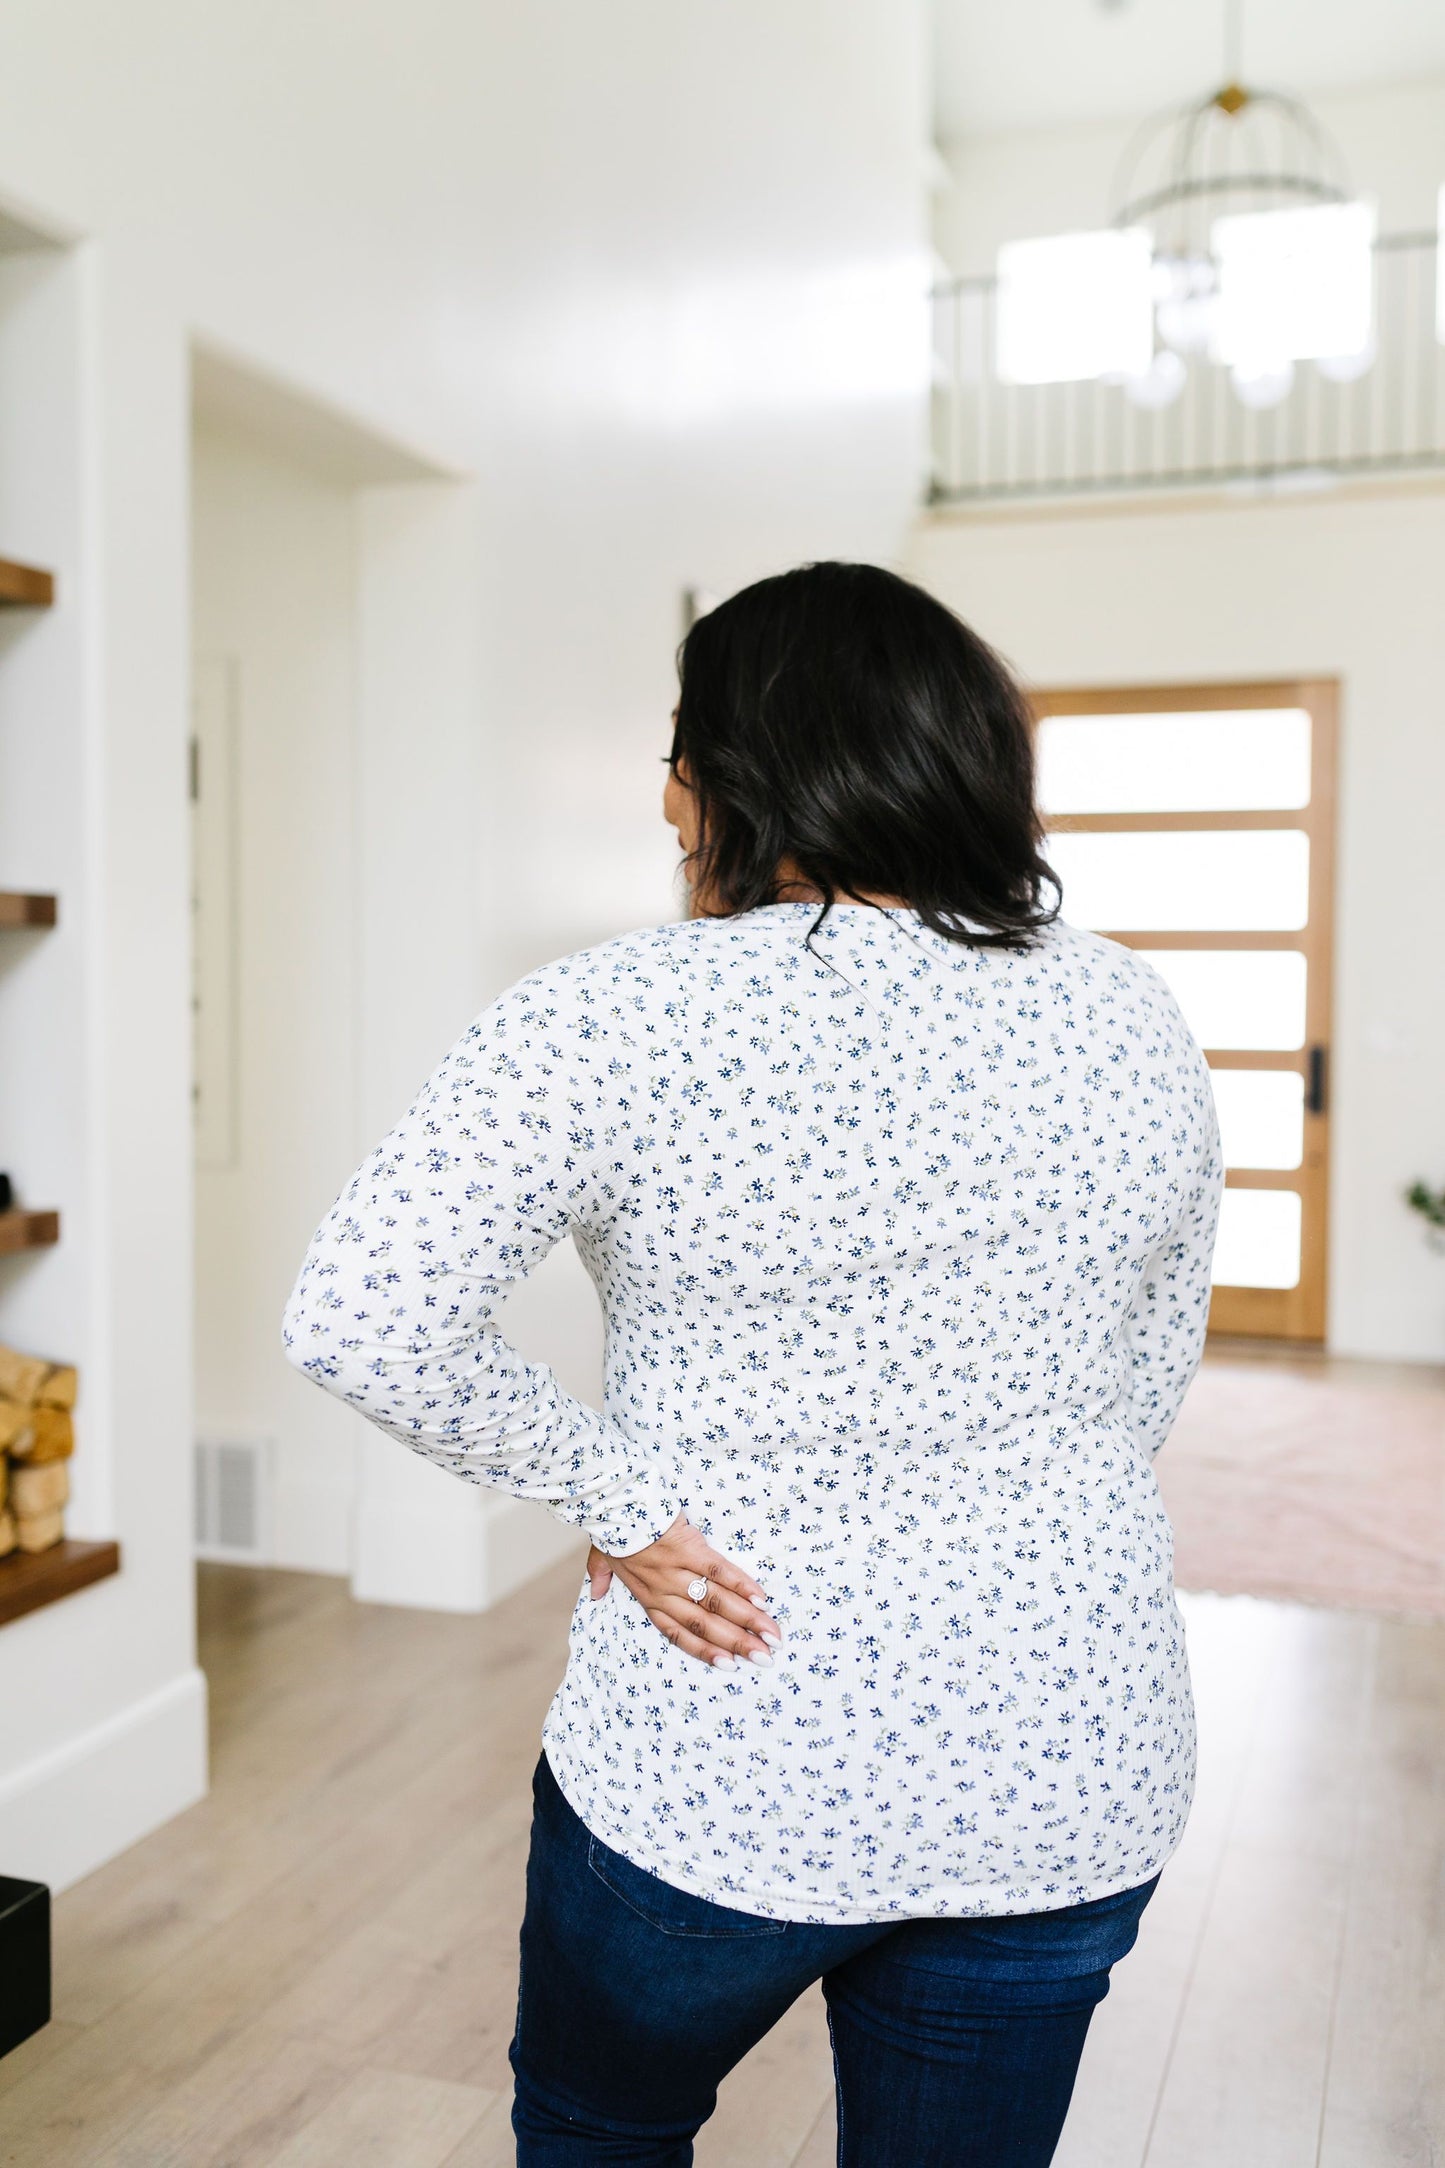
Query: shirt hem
542 1737 1188 1927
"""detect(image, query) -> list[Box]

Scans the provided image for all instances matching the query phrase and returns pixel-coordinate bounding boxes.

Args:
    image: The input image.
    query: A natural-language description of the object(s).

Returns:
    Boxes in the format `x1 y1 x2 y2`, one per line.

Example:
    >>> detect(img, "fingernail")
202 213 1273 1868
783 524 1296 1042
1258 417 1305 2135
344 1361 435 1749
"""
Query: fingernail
760 1629 781 1647
713 1654 736 1668
748 1649 773 1668
751 1595 770 1609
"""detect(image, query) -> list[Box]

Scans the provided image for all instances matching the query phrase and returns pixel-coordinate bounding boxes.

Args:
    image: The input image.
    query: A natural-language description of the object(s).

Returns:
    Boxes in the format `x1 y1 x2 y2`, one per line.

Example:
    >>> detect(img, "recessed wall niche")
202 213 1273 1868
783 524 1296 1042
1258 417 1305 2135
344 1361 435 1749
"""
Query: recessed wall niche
0 206 109 1578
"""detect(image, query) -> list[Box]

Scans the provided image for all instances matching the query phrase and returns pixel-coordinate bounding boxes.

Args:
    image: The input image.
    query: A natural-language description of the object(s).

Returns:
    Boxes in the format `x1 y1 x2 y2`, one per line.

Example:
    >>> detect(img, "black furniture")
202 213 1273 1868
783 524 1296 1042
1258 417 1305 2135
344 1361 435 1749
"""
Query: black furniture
0 1876 50 2058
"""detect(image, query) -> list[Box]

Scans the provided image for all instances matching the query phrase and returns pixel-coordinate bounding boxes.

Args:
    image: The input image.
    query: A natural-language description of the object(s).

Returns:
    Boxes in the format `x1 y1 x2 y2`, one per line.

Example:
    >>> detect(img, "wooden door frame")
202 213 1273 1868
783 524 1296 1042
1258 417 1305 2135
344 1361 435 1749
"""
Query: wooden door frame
1029 678 1338 1343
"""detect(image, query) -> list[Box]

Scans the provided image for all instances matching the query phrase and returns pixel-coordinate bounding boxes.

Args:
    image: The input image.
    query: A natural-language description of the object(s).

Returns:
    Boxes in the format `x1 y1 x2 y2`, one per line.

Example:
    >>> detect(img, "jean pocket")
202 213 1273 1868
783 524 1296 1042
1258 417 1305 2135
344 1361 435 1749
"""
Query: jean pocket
586 1835 786 1939
948 1873 1162 1983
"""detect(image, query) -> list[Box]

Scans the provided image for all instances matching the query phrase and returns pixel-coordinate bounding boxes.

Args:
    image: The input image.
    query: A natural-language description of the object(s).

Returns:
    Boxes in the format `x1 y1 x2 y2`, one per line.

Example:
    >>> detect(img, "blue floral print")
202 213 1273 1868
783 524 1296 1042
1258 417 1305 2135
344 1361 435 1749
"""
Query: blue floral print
284 903 1222 1924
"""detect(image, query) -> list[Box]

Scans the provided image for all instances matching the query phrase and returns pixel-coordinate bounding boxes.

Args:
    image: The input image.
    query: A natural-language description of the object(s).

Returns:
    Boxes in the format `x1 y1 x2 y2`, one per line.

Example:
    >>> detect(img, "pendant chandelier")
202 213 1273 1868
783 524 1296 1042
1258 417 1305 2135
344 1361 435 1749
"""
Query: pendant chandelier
993 0 1384 410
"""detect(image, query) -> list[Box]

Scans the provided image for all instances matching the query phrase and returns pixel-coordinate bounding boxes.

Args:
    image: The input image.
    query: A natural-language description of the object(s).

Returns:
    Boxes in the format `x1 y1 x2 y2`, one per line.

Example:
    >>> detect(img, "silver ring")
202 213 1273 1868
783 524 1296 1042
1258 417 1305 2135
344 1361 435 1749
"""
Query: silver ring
686 1576 709 1605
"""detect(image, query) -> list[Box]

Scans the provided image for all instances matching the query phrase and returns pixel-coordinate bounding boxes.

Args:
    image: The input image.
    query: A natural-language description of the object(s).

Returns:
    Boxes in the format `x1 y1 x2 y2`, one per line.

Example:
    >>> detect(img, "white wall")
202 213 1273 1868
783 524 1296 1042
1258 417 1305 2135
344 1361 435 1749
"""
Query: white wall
0 1 928 1886
348 475 586 1610
934 74 1445 273
907 486 1445 1363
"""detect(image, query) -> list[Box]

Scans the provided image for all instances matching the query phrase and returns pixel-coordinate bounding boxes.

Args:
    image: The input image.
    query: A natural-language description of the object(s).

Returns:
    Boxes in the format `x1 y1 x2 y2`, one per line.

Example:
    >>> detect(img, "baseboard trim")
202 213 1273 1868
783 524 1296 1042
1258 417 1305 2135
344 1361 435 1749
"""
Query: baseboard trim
0 1668 208 1893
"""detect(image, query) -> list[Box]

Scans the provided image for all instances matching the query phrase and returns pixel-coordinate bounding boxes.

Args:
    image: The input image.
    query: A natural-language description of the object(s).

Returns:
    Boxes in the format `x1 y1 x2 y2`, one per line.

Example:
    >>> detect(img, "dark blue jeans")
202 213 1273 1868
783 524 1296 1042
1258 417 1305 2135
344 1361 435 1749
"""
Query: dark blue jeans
511 1755 1158 2166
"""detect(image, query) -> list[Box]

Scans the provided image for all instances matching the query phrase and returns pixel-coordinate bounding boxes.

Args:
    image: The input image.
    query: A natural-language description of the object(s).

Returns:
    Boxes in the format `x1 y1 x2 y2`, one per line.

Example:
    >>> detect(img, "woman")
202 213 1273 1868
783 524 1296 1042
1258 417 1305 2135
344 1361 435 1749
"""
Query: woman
283 563 1221 2166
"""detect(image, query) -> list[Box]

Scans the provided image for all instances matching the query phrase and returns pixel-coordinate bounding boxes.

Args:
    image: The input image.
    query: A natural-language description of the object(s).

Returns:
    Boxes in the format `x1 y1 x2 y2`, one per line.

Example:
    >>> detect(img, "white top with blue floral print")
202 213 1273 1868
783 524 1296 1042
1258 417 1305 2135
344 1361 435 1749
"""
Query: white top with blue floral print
284 904 1222 1924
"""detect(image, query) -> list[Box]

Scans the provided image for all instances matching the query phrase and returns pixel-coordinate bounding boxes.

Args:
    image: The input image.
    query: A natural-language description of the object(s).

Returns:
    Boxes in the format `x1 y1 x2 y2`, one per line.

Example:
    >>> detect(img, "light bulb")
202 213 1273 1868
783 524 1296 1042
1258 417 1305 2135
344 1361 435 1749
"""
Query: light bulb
1124 349 1187 408
1230 358 1296 409
1158 293 1217 354
1317 336 1376 384
1155 254 1217 356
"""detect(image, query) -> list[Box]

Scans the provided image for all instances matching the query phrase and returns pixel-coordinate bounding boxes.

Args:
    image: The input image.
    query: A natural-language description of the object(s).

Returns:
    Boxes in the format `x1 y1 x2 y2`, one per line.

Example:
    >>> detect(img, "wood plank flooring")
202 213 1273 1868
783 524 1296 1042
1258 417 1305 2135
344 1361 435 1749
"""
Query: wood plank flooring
2 1552 1442 2164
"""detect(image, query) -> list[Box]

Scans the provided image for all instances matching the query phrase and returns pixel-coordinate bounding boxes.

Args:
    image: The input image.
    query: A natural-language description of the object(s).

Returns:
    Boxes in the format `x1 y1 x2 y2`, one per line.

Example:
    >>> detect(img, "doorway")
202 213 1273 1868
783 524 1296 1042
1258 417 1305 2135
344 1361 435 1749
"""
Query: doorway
1033 679 1337 1342
187 343 468 1584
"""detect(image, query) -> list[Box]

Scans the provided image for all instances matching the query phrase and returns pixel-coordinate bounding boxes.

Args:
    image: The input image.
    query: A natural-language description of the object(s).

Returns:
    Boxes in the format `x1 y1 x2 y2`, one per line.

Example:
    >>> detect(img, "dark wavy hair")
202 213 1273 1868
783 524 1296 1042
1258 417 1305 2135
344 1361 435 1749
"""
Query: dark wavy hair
669 561 1059 950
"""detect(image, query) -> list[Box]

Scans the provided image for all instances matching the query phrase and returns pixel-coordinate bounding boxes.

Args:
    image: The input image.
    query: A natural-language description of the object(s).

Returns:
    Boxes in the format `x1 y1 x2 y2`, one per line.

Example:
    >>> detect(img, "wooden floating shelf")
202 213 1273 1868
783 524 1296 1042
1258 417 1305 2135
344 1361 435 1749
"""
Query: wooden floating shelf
0 1210 60 1257
0 1541 120 1629
0 892 57 929
0 559 54 608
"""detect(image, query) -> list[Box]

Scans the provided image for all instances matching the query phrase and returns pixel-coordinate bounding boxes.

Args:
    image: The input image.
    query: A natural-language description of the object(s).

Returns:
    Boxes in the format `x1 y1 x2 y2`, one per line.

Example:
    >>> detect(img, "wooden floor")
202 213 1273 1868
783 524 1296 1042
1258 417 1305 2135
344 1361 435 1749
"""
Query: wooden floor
2 1556 1442 2165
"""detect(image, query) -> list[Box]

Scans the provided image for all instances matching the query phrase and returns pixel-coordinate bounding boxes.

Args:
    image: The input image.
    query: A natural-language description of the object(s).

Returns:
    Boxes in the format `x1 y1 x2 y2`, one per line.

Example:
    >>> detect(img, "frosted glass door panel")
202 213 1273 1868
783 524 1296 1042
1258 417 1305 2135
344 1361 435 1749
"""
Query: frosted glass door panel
1038 708 1311 813
1137 949 1307 1049
1049 829 1310 930
1210 1069 1305 1169
1212 1188 1302 1289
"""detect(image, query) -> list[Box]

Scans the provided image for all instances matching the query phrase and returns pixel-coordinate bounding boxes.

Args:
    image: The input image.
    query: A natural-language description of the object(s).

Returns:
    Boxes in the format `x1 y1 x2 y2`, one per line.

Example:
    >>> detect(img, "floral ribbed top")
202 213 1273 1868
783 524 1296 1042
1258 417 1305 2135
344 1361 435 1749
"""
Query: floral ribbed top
283 904 1222 1924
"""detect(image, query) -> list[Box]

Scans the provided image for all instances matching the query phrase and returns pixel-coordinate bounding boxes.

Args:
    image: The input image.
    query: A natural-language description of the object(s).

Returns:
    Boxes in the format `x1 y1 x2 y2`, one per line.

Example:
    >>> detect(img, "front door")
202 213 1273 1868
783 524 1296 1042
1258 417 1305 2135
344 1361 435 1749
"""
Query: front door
1032 679 1337 1342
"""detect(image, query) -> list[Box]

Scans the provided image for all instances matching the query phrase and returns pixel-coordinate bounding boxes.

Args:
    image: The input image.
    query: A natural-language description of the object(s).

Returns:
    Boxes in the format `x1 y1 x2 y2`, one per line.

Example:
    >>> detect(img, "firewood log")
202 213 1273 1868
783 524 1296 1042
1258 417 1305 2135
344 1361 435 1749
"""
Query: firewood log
9 1407 72 1464
10 1461 68 1517
15 1508 63 1553
36 1364 78 1411
0 1400 34 1452
0 1347 48 1405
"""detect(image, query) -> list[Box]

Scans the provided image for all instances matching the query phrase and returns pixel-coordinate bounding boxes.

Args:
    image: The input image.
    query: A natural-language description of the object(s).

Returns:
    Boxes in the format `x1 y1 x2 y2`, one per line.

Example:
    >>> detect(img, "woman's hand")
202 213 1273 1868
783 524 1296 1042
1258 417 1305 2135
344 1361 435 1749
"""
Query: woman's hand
586 1514 783 1669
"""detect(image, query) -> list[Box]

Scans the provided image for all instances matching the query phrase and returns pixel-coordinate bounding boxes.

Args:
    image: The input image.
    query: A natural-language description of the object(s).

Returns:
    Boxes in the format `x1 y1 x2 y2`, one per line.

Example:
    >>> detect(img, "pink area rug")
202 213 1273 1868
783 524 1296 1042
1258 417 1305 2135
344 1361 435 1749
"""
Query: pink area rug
1157 1356 1445 1618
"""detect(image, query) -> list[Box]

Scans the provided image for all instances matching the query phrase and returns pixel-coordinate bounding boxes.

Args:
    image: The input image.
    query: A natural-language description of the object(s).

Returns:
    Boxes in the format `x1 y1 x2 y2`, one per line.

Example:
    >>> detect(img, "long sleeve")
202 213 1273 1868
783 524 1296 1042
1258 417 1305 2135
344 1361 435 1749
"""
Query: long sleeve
1125 1056 1224 1459
281 974 678 1556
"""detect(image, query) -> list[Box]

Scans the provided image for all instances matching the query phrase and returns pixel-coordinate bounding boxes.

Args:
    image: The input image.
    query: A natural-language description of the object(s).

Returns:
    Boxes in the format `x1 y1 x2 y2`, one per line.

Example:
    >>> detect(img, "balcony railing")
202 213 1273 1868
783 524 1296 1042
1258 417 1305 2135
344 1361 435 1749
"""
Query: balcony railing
930 232 1445 505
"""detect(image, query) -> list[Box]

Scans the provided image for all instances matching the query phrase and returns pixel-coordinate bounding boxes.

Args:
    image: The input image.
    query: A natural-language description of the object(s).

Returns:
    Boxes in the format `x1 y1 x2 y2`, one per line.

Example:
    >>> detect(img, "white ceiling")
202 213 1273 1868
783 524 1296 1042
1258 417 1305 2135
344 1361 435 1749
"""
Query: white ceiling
933 0 1445 140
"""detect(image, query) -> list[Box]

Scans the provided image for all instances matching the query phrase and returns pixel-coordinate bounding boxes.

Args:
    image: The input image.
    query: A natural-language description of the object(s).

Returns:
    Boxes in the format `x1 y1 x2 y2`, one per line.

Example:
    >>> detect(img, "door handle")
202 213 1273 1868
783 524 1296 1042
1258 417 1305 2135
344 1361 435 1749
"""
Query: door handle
1306 1045 1327 1116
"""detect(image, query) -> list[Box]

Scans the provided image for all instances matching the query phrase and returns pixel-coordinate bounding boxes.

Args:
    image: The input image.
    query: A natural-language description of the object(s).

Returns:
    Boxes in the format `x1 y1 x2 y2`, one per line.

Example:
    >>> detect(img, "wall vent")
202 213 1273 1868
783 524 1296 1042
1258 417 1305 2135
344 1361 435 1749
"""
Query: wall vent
195 1436 272 1561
